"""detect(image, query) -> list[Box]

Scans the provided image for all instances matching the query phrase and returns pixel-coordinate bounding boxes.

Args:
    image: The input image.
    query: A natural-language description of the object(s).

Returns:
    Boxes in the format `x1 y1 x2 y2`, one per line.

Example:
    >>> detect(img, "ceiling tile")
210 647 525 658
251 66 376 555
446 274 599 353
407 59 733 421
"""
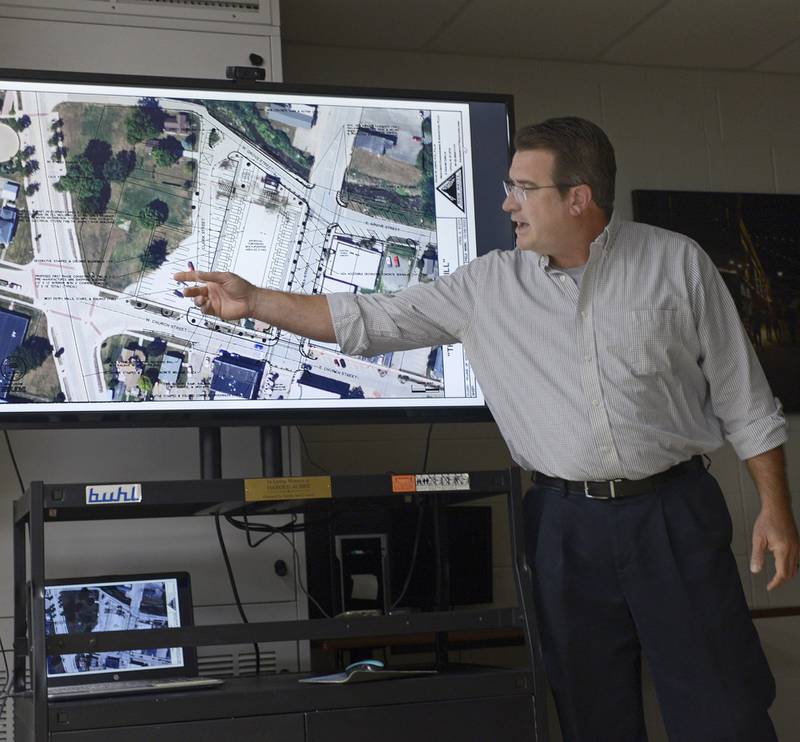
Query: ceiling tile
425 0 665 61
280 0 460 50
755 36 800 74
601 0 800 69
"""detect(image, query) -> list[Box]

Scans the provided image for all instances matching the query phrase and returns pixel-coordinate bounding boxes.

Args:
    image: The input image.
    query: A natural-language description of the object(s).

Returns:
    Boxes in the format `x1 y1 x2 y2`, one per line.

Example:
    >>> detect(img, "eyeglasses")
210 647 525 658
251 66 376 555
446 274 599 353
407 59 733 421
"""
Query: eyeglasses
502 180 569 202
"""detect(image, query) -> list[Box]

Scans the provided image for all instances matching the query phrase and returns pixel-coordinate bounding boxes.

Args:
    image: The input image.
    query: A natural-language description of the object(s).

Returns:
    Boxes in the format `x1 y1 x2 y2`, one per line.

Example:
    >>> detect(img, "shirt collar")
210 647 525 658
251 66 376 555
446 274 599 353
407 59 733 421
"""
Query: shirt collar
535 211 618 271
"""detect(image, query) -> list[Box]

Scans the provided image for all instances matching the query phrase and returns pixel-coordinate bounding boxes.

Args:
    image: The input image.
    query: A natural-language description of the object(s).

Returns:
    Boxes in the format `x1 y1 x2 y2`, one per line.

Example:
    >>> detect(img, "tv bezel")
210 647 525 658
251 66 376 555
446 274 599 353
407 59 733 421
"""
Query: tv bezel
0 67 514 429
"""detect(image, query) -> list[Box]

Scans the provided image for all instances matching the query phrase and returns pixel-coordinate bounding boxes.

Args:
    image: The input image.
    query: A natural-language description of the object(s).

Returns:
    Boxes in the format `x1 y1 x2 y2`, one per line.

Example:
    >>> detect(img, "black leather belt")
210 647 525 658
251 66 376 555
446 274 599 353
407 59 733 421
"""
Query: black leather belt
533 456 705 499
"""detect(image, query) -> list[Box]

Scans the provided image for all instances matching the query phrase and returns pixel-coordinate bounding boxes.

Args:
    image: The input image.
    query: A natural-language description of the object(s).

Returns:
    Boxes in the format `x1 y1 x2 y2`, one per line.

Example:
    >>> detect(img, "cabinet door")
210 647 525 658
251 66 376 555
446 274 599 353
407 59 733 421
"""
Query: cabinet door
307 695 538 742
52 713 305 742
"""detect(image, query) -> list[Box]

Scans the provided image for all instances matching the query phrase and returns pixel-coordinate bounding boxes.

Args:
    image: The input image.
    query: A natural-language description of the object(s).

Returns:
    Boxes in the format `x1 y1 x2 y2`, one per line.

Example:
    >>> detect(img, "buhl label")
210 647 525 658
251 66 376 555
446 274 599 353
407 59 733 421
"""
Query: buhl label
85 484 143 505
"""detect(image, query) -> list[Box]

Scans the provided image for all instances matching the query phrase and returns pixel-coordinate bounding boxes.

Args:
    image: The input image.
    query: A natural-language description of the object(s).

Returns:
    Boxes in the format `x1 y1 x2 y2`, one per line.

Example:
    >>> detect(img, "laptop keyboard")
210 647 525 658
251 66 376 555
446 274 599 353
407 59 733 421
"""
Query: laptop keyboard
48 677 222 698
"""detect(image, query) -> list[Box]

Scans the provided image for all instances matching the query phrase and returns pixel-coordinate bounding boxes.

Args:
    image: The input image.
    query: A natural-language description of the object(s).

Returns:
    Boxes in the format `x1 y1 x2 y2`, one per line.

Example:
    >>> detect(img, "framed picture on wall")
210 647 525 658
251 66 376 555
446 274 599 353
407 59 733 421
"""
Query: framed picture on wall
632 189 800 413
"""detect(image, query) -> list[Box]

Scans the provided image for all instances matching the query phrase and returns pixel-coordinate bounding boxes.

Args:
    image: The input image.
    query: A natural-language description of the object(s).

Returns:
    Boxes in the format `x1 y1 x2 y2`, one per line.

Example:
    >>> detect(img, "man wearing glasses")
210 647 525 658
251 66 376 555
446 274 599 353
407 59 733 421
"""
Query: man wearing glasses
176 117 798 741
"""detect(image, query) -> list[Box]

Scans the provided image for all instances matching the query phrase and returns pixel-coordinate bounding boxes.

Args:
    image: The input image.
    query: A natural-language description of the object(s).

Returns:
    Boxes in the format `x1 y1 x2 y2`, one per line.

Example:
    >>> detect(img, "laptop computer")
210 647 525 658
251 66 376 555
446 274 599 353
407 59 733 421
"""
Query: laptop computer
44 571 223 700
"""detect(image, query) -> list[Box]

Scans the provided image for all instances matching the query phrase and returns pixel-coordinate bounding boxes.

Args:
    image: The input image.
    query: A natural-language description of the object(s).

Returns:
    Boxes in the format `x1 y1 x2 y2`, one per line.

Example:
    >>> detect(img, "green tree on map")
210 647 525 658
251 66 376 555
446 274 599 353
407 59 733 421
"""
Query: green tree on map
53 154 109 214
140 238 168 269
150 137 183 168
10 335 53 374
125 98 166 144
104 150 137 181
137 199 169 229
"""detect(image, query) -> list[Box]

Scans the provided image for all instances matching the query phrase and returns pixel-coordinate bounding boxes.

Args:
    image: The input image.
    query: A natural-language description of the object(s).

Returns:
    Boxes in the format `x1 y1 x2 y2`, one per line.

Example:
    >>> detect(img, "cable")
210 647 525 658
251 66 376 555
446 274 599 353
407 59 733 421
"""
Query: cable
276 530 331 619
214 513 260 676
295 426 331 475
224 510 340 537
385 425 434 613
389 500 426 613
0 635 9 692
241 514 277 548
421 423 434 473
3 430 25 494
224 510 345 619
0 634 12 721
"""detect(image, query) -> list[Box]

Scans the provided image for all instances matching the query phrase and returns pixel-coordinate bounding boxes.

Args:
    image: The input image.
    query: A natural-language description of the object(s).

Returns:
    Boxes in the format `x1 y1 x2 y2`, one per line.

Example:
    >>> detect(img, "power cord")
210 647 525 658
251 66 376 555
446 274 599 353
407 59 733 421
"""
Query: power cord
4 430 25 494
421 423 434 473
388 424 434 612
295 427 331 475
224 513 332 619
224 511 339 537
214 514 260 676
389 500 426 612
275 530 330 619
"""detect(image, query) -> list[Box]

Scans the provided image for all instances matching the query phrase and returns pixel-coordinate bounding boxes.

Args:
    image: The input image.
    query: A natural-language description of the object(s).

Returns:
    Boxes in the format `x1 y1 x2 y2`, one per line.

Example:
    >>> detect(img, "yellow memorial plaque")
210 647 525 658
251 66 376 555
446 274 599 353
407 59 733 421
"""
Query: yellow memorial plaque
244 476 332 502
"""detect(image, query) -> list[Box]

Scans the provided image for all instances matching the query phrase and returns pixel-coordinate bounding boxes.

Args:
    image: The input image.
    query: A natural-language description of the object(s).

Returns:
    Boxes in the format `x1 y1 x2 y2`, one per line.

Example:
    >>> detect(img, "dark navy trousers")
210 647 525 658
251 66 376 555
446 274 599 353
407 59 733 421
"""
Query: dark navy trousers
524 467 777 742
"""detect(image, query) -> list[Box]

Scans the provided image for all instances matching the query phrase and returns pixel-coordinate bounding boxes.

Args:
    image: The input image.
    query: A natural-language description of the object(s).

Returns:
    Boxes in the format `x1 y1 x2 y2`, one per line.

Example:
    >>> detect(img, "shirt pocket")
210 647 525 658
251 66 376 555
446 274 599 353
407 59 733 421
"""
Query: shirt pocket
604 308 688 376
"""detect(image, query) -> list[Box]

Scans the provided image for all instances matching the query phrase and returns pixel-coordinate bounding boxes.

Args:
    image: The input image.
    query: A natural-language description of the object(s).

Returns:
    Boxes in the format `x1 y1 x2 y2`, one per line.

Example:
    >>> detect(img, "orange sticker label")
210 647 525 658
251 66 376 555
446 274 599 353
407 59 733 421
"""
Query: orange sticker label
391 474 417 493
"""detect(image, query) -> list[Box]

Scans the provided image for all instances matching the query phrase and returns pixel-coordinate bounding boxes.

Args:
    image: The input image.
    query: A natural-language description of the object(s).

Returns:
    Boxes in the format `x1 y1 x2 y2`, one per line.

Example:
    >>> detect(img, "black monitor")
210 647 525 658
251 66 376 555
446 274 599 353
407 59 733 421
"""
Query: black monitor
307 504 493 617
0 69 513 428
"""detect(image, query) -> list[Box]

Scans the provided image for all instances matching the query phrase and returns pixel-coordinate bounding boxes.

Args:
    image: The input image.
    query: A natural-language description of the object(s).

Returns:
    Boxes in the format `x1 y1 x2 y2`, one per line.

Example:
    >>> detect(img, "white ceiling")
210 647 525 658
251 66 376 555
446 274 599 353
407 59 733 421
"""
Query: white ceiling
279 0 800 75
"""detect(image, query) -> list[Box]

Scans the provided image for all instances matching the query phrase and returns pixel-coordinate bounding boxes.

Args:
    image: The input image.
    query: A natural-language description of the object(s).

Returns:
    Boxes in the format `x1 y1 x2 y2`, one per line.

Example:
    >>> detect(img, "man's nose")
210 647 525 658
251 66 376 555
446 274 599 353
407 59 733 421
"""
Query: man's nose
501 192 517 212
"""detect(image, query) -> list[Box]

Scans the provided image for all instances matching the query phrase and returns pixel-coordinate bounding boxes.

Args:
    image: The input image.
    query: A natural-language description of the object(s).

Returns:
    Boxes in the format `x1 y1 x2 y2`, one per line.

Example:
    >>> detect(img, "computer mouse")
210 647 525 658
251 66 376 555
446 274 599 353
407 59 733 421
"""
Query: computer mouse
345 659 384 673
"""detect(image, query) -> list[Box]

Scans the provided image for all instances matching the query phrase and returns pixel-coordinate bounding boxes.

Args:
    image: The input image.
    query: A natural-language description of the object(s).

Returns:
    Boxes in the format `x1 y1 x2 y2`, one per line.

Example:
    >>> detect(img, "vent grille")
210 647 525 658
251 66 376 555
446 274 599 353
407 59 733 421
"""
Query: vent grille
198 649 277 678
117 0 260 9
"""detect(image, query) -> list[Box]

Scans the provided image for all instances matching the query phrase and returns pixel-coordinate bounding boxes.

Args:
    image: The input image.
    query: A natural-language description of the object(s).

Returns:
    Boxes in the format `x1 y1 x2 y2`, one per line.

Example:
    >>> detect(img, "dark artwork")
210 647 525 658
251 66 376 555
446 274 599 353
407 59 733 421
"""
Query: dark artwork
632 190 800 412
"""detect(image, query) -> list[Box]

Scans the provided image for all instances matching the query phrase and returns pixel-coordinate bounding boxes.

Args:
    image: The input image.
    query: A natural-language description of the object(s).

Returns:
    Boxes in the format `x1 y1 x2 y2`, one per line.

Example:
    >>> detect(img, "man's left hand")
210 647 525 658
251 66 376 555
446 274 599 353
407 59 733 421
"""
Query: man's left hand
750 504 800 591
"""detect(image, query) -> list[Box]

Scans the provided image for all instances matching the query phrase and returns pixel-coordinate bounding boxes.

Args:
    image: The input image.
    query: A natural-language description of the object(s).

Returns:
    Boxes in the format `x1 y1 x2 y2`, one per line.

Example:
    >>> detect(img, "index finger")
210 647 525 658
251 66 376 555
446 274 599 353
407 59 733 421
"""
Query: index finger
767 547 793 591
173 270 228 283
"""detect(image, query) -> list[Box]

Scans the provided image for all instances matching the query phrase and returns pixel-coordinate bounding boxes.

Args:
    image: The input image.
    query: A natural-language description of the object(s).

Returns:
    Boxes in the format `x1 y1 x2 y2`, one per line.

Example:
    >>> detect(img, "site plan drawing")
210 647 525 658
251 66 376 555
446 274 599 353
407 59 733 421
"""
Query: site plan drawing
0 80 482 411
45 579 183 676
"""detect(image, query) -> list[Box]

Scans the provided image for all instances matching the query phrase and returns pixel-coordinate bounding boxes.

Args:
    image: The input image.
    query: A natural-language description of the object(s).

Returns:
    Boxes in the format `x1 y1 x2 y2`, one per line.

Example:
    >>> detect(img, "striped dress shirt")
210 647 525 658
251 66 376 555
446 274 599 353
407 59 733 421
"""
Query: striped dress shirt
327 217 787 480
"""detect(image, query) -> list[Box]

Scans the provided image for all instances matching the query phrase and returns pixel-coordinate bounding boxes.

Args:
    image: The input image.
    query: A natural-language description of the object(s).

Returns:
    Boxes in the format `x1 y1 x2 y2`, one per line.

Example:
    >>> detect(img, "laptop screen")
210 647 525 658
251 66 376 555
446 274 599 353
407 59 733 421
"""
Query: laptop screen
44 571 197 685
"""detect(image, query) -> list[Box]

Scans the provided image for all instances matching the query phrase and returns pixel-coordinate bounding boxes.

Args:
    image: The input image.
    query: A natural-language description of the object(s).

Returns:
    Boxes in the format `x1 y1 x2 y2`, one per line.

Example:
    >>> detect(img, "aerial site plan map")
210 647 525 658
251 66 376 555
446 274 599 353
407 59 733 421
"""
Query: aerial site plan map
45 578 183 676
0 79 483 412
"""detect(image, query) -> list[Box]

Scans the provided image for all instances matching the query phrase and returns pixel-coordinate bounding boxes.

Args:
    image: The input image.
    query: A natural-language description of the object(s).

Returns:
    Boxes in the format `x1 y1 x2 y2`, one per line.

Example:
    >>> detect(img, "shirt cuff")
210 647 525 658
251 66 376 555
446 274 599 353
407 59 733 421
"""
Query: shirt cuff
727 398 789 460
326 293 368 356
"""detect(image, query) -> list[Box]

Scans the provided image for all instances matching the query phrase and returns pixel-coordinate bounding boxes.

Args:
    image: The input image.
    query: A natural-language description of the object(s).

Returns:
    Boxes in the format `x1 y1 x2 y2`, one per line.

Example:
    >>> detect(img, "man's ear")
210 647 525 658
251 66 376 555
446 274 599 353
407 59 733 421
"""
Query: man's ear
569 184 593 215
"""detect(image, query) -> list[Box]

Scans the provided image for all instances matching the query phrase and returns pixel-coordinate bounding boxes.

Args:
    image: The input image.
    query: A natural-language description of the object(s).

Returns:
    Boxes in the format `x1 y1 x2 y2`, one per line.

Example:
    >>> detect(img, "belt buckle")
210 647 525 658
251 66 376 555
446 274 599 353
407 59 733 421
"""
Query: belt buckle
583 480 621 500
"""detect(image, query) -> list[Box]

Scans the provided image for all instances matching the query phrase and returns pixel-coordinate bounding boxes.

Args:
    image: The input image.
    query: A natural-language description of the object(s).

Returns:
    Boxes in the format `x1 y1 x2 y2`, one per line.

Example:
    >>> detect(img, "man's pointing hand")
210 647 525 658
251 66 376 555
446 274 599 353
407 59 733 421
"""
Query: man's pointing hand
173 270 256 321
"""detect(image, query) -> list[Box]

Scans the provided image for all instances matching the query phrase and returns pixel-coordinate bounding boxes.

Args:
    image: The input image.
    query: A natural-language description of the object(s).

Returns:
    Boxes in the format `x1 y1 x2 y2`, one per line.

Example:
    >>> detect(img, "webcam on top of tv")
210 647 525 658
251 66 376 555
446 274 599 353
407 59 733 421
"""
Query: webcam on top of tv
226 53 266 81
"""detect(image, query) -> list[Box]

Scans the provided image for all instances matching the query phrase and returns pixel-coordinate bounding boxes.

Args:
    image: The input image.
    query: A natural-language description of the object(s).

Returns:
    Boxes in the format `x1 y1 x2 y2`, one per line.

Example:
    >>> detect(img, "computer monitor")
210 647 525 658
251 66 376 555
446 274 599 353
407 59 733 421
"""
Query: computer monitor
0 69 513 428
44 571 197 686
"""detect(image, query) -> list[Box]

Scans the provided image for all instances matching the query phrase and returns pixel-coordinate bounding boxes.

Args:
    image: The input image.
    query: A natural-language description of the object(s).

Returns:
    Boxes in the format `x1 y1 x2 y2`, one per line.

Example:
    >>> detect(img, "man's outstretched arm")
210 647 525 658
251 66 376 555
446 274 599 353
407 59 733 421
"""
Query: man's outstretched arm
174 270 336 343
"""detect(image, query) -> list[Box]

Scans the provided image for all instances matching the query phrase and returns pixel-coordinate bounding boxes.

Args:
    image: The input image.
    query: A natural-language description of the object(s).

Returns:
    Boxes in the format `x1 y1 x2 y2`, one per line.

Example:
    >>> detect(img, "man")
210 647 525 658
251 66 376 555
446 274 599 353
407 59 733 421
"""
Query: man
176 117 799 741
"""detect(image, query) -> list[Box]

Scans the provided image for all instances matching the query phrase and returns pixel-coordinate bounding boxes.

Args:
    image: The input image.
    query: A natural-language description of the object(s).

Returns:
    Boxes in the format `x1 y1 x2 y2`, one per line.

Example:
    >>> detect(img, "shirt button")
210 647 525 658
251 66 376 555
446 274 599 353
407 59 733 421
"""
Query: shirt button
559 275 566 282
581 310 588 318
591 399 599 407
584 355 591 362
600 445 610 452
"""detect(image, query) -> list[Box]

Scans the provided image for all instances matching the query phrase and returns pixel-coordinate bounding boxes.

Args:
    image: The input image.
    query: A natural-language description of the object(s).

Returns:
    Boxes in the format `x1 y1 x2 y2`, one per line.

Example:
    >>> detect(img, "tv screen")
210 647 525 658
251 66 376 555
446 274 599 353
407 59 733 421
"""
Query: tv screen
0 70 513 427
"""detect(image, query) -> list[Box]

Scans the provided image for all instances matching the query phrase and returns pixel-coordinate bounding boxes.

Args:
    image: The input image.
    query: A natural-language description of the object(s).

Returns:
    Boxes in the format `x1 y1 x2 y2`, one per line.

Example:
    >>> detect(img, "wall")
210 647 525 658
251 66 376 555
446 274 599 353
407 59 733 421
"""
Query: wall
0 1 282 81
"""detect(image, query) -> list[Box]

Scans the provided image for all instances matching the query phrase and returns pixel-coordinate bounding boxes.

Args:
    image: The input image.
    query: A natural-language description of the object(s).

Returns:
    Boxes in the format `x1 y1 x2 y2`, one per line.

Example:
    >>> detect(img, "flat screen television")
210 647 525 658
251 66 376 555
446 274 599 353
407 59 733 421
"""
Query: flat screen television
0 69 513 428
